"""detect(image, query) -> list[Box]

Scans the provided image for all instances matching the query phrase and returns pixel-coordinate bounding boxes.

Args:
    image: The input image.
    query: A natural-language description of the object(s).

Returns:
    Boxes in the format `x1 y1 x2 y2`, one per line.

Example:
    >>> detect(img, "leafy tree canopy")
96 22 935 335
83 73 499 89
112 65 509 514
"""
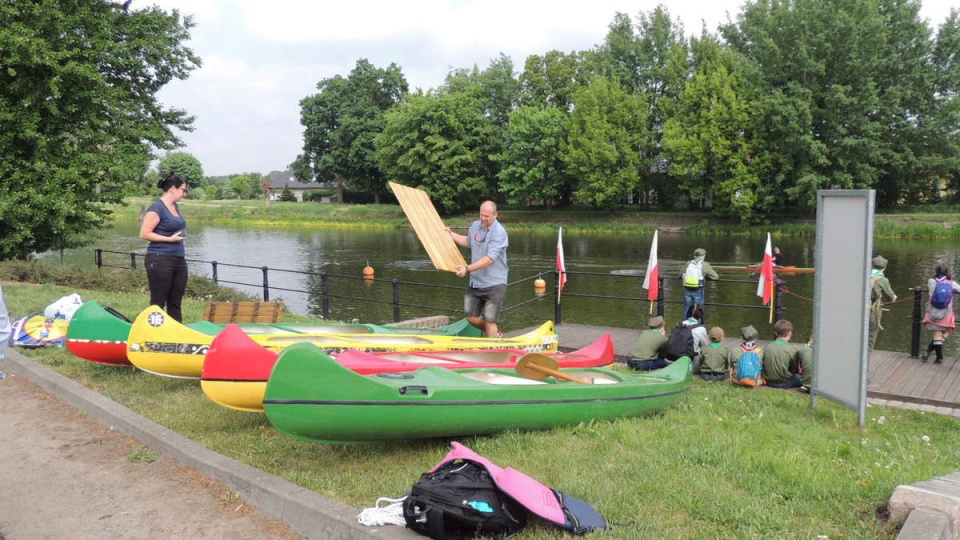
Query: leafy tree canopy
158 152 204 188
298 59 407 204
0 1 199 260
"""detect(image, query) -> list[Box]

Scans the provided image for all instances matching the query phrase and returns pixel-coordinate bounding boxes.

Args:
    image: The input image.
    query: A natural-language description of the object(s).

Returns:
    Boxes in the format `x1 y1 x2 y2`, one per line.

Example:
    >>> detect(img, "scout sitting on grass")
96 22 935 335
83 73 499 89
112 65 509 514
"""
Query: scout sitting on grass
699 327 731 381
627 316 670 371
762 320 813 391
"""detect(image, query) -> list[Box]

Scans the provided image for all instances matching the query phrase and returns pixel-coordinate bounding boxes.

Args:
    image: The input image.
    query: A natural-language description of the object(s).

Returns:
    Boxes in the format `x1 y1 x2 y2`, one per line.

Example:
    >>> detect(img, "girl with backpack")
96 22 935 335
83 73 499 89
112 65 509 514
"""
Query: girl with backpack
921 261 960 364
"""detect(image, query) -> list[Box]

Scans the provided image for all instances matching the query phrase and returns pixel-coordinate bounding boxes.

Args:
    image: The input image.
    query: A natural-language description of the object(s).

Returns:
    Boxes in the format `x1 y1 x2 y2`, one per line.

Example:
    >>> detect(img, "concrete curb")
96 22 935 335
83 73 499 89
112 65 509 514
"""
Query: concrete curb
897 508 952 540
6 349 419 540
890 473 960 539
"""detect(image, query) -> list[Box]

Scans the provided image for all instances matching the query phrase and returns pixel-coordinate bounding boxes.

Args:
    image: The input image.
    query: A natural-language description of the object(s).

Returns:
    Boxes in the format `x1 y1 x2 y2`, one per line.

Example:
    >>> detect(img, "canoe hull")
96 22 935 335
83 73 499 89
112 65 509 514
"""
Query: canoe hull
65 301 133 366
263 343 692 443
201 326 611 412
131 305 557 379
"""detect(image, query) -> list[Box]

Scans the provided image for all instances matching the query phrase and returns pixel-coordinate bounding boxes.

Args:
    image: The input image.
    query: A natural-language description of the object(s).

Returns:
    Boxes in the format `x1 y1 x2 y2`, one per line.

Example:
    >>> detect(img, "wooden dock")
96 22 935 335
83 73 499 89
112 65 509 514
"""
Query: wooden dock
509 322 960 414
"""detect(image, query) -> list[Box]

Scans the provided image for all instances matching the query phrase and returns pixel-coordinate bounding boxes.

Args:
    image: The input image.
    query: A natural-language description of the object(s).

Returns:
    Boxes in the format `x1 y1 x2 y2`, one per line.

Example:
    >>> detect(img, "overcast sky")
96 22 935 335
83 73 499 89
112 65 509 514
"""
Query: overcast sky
146 0 956 177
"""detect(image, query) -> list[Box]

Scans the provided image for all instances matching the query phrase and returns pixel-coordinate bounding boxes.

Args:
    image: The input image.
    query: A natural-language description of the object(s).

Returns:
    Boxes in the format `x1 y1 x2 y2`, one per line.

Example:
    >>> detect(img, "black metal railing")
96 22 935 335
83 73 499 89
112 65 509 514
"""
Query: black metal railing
94 249 789 327
95 248 943 355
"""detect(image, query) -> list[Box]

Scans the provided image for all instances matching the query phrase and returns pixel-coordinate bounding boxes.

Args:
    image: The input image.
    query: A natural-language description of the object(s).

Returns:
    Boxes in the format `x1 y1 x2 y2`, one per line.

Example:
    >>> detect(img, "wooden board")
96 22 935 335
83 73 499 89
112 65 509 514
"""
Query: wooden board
389 182 465 272
203 301 284 324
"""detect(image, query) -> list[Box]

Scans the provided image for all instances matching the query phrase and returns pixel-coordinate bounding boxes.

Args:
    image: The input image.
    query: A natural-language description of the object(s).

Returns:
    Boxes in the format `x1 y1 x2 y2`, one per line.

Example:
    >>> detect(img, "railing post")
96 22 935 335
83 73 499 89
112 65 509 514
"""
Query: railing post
129 252 137 270
95 248 103 269
774 279 785 322
554 269 562 325
911 286 923 357
261 266 270 301
656 276 665 317
392 280 401 323
321 272 330 320
211 261 218 284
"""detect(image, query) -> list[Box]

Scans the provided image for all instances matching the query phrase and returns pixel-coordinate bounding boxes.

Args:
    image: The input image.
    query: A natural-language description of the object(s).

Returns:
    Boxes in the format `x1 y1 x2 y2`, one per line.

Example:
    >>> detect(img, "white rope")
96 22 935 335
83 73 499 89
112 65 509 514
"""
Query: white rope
356 495 408 527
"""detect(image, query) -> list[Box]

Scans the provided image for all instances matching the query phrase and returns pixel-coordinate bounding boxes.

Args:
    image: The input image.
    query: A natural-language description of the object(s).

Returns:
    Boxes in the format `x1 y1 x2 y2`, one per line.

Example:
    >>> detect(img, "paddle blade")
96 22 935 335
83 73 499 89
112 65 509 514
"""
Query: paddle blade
515 353 560 380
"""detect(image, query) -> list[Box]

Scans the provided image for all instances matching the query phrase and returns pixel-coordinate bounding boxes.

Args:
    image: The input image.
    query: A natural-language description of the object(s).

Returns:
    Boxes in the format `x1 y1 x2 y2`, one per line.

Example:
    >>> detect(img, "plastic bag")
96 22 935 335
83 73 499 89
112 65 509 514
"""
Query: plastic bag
43 294 83 321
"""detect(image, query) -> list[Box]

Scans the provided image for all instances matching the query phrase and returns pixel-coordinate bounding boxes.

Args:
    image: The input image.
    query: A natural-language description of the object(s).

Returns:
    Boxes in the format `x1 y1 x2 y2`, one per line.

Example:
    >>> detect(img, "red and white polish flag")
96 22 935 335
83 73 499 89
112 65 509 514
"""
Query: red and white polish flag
642 230 659 301
556 227 567 291
757 232 775 305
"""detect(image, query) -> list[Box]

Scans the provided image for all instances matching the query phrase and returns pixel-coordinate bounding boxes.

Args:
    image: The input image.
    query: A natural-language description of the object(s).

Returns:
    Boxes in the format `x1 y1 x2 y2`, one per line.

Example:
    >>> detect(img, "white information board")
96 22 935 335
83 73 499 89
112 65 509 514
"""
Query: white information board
812 190 874 425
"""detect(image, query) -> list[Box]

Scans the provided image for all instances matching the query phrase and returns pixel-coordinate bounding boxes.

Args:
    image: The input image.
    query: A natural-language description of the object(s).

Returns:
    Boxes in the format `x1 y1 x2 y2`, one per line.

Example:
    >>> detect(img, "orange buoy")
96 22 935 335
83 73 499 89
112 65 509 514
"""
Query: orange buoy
534 277 546 294
363 261 375 278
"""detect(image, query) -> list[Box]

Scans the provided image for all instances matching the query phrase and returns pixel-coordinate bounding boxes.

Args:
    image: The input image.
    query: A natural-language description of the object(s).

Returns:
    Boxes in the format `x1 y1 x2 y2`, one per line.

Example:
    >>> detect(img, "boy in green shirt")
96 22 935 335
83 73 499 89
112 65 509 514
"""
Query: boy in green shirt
762 319 813 390
627 316 669 371
699 326 731 381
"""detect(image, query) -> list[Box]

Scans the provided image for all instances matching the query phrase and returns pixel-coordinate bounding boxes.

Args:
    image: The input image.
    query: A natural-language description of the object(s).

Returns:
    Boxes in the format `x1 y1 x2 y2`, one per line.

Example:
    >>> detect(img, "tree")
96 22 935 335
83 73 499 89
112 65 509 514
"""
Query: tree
494 105 572 206
446 54 521 129
561 77 650 208
721 0 960 210
157 151 204 188
930 12 960 201
229 174 259 199
595 8 690 208
298 59 407 204
279 185 297 202
376 90 495 214
663 33 769 221
520 50 592 111
441 57 523 196
0 1 199 260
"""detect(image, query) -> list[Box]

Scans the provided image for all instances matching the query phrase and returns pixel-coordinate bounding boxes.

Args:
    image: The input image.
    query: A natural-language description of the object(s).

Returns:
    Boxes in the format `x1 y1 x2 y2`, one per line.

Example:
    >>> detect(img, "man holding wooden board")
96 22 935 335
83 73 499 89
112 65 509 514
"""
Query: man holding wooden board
448 201 509 338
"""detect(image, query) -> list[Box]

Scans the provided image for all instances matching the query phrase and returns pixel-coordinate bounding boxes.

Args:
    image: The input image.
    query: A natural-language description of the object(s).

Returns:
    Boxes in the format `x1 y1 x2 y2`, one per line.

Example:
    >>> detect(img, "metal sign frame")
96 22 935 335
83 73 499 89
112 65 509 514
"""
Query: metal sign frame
811 190 874 426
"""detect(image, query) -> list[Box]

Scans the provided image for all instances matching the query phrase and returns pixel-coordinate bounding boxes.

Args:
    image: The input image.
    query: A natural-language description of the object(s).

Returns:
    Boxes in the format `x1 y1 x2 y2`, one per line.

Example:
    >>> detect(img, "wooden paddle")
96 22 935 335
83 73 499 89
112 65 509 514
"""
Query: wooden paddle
515 354 590 384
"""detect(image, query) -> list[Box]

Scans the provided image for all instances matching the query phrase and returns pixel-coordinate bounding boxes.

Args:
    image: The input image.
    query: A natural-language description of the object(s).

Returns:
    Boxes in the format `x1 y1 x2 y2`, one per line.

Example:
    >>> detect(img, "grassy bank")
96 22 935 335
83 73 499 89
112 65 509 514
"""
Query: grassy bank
107 197 960 238
4 280 959 538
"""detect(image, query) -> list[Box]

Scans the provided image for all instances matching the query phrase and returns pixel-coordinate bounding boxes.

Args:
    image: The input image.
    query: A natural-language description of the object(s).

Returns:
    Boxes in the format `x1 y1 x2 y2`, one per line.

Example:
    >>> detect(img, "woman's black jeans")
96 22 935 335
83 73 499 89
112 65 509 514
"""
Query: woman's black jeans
145 253 188 322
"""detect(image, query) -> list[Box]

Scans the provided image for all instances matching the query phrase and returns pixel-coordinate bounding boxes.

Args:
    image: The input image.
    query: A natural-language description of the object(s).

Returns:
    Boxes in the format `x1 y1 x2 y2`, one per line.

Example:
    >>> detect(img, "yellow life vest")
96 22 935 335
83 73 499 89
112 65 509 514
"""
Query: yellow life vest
683 260 704 288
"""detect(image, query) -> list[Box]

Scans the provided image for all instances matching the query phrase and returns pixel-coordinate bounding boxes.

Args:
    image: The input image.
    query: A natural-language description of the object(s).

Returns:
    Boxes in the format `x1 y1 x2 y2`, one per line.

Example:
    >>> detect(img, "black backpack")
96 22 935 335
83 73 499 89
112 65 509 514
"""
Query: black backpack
403 460 527 540
665 324 698 360
403 459 527 539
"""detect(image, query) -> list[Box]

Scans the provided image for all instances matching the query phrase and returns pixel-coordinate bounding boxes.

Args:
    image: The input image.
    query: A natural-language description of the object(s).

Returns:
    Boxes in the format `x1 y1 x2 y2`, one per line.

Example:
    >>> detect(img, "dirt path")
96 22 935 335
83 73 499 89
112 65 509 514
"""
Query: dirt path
0 373 303 540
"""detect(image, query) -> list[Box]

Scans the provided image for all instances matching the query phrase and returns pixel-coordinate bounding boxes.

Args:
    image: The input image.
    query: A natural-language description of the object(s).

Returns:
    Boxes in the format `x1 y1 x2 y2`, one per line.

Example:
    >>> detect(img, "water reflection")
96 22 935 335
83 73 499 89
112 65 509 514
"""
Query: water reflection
37 220 959 356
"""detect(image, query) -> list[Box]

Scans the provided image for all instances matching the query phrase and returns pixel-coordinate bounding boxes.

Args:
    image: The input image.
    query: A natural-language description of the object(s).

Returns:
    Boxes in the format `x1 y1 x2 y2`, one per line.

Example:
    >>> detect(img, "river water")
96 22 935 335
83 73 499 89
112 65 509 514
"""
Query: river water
37 219 960 356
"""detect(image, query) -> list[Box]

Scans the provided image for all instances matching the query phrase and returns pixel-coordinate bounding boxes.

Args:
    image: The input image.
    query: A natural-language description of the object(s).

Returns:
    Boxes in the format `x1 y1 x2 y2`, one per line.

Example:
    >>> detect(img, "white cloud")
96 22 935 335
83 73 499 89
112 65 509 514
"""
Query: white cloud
147 0 957 176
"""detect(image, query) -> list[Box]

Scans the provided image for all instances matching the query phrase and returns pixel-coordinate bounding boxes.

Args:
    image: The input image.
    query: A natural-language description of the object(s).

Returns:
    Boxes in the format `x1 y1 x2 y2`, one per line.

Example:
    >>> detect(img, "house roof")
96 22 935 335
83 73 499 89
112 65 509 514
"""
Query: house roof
266 170 316 190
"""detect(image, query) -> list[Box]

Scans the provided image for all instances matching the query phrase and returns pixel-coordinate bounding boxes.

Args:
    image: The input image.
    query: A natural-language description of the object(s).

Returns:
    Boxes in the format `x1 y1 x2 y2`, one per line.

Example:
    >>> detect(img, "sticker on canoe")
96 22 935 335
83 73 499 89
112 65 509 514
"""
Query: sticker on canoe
147 311 165 327
141 342 209 355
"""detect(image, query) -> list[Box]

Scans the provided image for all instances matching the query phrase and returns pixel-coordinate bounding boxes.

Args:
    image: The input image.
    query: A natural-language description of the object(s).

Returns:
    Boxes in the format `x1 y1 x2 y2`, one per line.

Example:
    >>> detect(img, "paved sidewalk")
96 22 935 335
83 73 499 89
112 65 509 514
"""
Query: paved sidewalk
1 349 417 540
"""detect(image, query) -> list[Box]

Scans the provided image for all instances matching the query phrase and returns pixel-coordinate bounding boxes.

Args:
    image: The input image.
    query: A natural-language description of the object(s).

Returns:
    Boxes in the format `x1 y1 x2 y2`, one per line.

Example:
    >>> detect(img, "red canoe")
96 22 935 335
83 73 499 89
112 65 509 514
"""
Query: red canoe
200 324 614 413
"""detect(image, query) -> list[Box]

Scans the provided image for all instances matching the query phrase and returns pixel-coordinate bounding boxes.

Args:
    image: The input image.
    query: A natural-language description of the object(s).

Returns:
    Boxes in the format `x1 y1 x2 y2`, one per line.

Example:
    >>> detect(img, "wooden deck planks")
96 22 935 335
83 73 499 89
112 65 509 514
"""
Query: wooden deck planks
389 182 465 272
868 351 906 387
518 322 960 410
936 363 960 402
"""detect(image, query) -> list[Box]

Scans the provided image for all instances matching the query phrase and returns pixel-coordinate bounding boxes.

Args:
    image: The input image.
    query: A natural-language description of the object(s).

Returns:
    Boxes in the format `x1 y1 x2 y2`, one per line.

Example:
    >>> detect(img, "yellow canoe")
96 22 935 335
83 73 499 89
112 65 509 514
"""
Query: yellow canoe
127 306 559 379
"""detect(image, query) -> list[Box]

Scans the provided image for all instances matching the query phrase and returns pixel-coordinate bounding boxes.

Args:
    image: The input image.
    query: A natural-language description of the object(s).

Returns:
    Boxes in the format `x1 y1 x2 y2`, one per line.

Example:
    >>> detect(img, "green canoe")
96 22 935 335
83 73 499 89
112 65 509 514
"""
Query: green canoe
263 342 693 443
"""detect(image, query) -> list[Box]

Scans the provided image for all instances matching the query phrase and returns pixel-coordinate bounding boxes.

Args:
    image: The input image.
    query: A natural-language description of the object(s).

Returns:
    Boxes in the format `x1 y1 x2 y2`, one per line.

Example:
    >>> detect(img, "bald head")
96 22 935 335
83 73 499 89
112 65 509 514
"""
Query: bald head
479 201 498 228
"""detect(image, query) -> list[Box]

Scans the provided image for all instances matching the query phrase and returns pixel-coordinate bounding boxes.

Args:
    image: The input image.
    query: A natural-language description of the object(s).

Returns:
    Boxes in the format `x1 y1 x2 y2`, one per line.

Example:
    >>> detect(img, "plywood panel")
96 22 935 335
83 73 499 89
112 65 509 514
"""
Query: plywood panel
204 301 284 323
390 182 465 272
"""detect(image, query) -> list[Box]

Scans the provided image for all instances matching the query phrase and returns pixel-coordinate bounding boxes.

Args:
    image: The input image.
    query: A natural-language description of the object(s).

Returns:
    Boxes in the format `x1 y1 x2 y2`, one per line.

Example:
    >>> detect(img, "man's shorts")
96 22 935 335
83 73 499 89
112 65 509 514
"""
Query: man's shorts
464 284 507 323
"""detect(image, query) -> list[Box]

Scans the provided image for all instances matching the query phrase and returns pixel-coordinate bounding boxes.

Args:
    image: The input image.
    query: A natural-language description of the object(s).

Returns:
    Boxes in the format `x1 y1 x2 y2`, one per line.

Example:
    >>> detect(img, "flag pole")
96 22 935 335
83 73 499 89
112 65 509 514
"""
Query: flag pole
768 279 775 323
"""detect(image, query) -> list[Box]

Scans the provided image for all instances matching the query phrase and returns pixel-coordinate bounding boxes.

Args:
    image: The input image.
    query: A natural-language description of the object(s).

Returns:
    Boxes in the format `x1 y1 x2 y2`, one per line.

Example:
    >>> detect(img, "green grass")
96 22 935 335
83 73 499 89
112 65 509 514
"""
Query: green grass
4 281 958 538
104 197 960 238
128 447 159 463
